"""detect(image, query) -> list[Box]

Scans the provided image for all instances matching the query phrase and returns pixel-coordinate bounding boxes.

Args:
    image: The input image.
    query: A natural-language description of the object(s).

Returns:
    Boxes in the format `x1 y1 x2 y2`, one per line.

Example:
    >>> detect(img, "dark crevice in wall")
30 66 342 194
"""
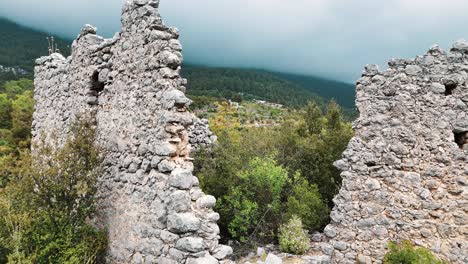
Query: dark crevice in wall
445 83 457 96
454 131 467 149
91 71 105 94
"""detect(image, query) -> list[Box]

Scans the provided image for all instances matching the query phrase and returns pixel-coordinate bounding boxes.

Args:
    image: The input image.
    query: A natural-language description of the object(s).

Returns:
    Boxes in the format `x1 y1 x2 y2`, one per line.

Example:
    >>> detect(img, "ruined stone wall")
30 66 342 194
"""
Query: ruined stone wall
323 43 467 264
32 0 232 263
188 118 217 151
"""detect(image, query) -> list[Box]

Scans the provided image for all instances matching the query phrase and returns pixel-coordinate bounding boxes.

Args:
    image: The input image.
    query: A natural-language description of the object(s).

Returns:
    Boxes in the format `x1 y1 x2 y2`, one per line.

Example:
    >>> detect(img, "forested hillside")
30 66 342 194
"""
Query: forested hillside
183 65 327 107
278 72 356 109
0 19 70 71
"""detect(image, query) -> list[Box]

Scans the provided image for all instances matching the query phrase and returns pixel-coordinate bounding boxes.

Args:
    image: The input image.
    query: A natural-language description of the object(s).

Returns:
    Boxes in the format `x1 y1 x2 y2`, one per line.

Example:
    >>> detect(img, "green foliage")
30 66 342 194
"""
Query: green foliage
195 100 353 245
277 72 356 109
0 118 106 263
383 240 445 264
0 94 11 129
285 175 329 231
223 156 288 242
282 102 354 206
1 79 34 99
278 215 310 255
0 79 35 187
0 18 70 72
183 65 342 109
11 90 34 147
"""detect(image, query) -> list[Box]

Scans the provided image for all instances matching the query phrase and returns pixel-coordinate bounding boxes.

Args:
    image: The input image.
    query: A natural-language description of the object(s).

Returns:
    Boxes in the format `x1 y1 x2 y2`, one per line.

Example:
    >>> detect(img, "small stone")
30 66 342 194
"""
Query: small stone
197 195 217 209
324 225 337 238
357 254 372 264
169 168 194 189
186 255 219 264
175 237 204 253
365 178 381 190
167 213 201 233
256 247 266 257
212 245 233 260
430 83 445 94
452 39 468 51
264 253 282 264
158 159 176 172
405 65 422 75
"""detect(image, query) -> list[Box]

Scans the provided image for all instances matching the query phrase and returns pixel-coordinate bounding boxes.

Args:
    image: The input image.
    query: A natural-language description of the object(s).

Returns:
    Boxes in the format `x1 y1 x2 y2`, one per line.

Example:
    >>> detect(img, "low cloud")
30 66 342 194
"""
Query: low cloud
1 0 468 82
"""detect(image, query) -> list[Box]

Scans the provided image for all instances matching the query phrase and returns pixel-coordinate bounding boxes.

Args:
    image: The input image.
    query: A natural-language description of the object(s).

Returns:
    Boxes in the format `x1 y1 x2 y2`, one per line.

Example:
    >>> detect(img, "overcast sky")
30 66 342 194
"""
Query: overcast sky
1 0 468 82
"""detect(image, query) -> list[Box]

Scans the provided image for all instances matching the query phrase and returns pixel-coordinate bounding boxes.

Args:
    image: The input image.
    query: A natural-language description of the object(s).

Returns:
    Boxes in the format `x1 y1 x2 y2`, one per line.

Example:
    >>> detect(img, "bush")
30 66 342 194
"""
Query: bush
383 240 445 264
0 118 107 263
285 175 329 231
222 156 288 242
278 215 310 255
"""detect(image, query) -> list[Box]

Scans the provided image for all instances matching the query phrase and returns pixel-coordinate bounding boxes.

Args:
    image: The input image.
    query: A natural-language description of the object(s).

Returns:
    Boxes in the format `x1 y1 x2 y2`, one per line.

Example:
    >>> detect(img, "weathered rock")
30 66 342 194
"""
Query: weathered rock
212 245 233 260
264 253 282 264
175 237 204 252
32 0 226 263
167 213 201 233
326 43 467 264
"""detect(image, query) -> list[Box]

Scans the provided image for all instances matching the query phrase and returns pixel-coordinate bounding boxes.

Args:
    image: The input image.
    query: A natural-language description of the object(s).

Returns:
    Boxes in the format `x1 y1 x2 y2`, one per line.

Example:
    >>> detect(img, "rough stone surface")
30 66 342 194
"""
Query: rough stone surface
188 118 217 151
264 253 283 264
32 0 230 262
325 43 468 264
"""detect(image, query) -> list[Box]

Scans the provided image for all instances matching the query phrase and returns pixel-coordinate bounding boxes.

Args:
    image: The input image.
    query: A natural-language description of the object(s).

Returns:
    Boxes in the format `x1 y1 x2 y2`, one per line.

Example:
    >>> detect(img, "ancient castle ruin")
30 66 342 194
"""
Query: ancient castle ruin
33 0 231 263
32 0 466 263
324 44 467 263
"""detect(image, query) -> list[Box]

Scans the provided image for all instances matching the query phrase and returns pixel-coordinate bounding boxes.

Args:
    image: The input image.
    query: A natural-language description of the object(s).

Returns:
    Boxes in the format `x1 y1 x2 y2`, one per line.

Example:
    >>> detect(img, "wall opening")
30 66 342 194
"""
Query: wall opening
91 71 105 94
454 131 467 149
444 83 457 96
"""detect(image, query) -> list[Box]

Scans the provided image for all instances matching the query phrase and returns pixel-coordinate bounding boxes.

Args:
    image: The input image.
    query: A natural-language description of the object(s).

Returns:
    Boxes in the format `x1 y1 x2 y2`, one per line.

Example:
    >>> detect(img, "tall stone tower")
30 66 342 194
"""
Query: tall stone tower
33 0 232 263
323 43 467 263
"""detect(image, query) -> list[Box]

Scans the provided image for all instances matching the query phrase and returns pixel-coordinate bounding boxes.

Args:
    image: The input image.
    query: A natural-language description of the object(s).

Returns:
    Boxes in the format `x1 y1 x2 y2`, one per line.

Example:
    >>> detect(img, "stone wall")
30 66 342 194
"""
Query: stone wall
323 43 467 263
32 0 232 263
188 118 217 151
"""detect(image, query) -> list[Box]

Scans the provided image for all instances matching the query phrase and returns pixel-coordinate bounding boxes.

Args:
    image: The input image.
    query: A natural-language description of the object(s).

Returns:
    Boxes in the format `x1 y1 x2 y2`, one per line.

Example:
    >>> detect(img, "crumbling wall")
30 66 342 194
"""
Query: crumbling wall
32 0 232 263
324 43 467 264
188 118 217 151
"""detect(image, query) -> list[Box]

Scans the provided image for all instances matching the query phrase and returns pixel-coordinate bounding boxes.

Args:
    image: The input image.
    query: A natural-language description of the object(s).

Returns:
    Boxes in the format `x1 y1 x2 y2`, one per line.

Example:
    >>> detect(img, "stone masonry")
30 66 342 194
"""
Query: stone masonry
324 43 467 263
32 0 232 263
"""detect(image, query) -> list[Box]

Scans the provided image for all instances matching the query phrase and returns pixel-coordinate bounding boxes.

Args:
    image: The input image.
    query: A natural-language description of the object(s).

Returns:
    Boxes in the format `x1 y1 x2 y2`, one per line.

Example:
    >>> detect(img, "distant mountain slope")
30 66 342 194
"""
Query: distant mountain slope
0 18 70 73
278 72 355 109
182 65 327 108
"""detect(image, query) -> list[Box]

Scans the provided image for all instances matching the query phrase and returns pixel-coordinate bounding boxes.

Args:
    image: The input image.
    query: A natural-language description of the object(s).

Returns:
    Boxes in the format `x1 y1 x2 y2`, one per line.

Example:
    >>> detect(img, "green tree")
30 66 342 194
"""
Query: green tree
0 94 11 129
222 156 289 242
11 90 34 148
285 175 329 231
0 118 106 263
326 100 343 131
302 102 324 135
1 79 33 99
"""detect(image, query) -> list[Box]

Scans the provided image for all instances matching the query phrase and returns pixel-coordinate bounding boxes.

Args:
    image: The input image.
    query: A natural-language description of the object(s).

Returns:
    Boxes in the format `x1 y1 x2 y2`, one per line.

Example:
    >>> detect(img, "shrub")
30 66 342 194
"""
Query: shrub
0 118 107 263
383 240 445 264
278 215 310 255
284 174 329 231
222 156 289 242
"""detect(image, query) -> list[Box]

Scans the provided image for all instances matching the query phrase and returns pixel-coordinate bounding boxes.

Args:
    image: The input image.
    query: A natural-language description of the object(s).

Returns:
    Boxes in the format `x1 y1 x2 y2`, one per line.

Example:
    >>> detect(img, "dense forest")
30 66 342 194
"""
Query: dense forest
0 18 69 72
